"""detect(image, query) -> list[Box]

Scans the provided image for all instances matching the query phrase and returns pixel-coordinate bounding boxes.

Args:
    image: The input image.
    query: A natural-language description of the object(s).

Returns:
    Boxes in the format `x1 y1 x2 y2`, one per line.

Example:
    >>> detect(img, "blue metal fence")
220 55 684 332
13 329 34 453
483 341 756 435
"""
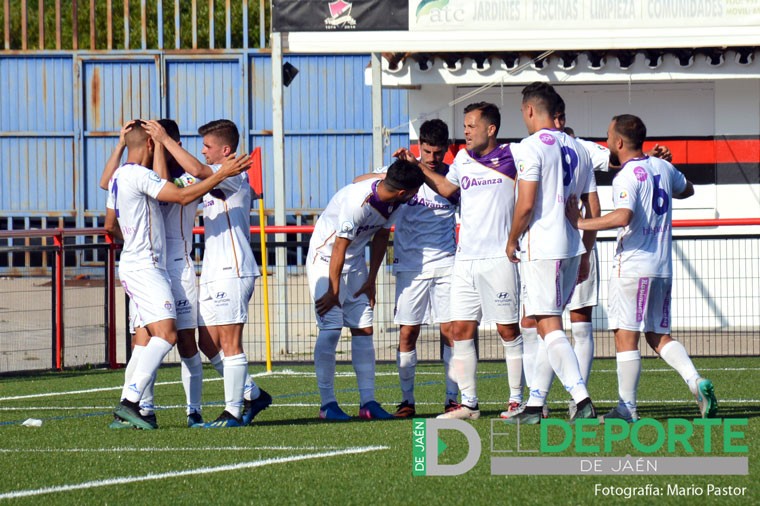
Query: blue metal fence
0 51 409 273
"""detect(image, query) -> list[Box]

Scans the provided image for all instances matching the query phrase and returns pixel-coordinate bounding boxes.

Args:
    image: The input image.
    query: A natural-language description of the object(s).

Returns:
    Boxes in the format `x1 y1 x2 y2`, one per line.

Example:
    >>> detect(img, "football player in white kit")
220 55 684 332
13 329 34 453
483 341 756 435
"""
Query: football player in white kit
103 119 205 428
355 119 460 417
150 119 272 428
406 102 524 421
105 120 251 429
506 83 597 424
307 159 425 421
566 114 718 421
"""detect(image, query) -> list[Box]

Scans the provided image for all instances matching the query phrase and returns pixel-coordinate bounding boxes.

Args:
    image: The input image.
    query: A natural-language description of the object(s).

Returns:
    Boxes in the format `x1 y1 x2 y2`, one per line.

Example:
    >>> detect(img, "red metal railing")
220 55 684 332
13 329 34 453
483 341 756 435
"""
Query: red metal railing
1 218 759 371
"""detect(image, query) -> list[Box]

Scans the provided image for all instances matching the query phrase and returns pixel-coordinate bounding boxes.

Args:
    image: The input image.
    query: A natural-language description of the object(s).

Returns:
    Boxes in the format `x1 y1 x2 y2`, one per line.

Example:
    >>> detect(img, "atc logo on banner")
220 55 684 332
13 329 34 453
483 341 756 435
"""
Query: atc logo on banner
272 0 409 32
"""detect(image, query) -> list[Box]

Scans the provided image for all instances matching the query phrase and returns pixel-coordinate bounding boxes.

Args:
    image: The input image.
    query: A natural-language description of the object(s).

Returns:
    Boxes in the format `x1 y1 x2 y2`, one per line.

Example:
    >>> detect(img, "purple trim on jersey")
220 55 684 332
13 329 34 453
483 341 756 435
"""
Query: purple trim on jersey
368 180 395 219
660 284 671 329
636 277 650 323
467 144 517 179
621 155 649 171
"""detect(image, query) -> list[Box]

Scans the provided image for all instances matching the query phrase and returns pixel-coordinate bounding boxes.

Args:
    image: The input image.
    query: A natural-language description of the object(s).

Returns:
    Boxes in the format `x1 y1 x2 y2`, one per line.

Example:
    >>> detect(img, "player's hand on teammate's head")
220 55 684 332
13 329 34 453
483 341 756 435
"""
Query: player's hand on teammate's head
565 195 581 228
119 120 136 146
143 120 169 144
393 147 421 165
218 153 252 178
648 143 672 162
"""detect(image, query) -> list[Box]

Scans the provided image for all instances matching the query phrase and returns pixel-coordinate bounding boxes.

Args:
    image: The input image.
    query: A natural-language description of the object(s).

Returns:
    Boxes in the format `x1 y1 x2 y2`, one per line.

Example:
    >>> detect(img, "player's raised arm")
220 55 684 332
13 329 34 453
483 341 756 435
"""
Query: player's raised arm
157 153 250 205
99 121 134 190
144 119 214 180
395 147 458 198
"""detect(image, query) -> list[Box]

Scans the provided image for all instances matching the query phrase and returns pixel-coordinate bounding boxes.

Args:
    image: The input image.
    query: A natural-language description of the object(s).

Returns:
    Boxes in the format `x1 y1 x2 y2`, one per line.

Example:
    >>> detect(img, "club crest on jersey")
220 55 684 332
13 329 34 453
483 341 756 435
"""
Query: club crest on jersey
517 161 526 173
619 190 629 199
539 133 555 145
340 221 354 233
149 172 161 182
633 166 647 182
164 300 173 310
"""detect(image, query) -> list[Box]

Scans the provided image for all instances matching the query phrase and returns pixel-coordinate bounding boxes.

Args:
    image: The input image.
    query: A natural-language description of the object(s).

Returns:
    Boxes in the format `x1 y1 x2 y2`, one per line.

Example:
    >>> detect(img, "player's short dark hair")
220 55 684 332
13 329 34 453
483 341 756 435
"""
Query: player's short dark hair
124 119 148 148
198 119 239 151
384 159 425 191
463 102 501 135
612 114 647 150
158 119 181 142
418 119 449 148
522 81 563 117
563 126 575 137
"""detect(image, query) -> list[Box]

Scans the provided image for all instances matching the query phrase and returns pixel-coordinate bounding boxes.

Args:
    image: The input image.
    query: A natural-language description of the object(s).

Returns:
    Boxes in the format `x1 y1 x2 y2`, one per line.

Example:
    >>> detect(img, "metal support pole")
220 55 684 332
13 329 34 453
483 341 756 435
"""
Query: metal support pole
271 31 289 354
53 231 64 370
371 52 384 169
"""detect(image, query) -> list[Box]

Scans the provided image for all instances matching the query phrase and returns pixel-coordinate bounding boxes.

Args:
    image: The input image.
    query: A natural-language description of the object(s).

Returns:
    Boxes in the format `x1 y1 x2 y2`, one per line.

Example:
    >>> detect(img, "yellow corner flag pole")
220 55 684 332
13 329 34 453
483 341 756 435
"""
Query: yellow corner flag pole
249 147 272 372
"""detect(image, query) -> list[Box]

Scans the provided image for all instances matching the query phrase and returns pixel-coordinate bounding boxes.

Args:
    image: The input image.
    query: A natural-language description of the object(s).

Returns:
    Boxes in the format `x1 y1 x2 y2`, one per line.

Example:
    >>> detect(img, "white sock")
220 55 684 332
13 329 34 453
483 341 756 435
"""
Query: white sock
125 337 172 403
352 335 376 407
121 345 145 400
222 353 247 419
453 340 478 408
502 335 524 403
397 349 417 404
527 338 554 407
544 330 589 405
314 329 341 406
571 322 594 383
616 350 641 415
659 340 701 392
244 375 261 401
521 327 539 388
181 352 203 414
209 352 225 376
443 344 458 403
140 373 156 414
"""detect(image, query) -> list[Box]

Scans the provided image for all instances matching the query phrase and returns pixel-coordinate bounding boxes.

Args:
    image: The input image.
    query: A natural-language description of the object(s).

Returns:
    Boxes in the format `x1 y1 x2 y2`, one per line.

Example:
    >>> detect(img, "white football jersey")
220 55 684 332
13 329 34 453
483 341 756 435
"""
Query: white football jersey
611 156 687 278
200 164 260 282
446 144 517 260
575 137 610 173
160 172 200 263
373 165 457 273
108 163 168 272
513 129 594 260
307 179 400 272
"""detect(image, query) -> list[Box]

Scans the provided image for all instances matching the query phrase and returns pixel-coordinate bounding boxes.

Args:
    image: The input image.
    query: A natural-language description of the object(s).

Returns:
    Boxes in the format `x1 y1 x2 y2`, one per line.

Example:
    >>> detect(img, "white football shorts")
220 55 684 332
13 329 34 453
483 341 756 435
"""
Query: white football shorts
167 255 199 331
307 256 373 330
521 255 581 317
449 257 520 325
198 276 255 326
566 246 599 311
120 267 176 327
394 269 452 325
608 276 672 334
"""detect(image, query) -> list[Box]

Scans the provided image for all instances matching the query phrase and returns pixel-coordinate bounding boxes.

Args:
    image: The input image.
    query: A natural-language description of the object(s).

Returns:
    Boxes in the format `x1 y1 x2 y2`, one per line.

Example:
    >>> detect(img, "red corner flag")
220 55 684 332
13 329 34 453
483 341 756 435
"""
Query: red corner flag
248 147 264 200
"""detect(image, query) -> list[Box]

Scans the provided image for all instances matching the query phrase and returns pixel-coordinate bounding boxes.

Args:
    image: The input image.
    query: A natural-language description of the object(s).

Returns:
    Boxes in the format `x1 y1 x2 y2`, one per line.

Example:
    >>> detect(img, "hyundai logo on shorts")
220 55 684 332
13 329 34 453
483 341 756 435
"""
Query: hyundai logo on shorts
176 299 189 307
496 292 510 300
216 292 227 299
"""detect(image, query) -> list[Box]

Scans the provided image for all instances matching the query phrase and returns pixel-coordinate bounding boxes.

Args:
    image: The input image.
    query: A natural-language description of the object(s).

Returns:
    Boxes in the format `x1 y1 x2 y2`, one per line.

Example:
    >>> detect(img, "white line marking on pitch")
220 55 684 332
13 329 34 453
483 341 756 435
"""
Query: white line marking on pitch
0 445 347 454
0 445 389 500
